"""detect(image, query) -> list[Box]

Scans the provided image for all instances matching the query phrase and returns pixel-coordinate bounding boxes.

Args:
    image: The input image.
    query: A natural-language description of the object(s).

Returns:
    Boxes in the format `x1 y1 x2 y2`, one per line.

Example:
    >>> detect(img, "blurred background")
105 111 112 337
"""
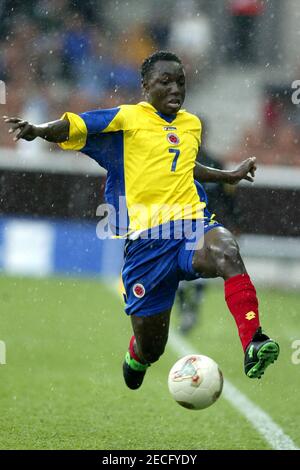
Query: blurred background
0 0 300 286
1 0 300 451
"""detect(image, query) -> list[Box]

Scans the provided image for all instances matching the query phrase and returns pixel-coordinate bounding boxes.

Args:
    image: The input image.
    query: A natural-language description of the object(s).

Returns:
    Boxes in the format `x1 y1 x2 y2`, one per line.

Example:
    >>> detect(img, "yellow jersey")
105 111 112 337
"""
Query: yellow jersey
59 101 205 235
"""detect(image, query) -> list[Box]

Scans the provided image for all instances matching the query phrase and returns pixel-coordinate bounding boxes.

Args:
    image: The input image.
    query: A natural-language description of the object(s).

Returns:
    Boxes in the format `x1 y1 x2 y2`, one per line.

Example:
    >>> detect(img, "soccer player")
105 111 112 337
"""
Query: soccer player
3 51 279 390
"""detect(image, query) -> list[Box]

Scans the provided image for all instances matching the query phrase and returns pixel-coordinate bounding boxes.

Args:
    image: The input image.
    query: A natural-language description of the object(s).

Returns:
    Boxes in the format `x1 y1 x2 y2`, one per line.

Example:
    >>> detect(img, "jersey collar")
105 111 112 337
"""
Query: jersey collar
138 101 185 123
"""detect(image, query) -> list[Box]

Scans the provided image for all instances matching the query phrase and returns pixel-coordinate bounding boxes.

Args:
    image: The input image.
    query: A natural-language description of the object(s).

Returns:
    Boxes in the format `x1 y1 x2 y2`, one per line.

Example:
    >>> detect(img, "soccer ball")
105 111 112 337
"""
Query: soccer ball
168 354 223 410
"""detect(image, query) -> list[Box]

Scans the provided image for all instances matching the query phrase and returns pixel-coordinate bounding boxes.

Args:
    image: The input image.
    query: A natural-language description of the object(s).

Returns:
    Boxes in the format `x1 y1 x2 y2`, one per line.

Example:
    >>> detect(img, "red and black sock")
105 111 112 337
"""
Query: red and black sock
129 335 143 362
127 336 149 370
225 273 260 351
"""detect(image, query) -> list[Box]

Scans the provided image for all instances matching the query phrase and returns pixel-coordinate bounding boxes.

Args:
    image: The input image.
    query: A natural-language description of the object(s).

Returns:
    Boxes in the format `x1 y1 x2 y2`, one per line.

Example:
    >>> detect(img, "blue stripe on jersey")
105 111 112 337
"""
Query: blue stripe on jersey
79 108 120 134
81 132 129 236
194 180 213 219
194 180 208 205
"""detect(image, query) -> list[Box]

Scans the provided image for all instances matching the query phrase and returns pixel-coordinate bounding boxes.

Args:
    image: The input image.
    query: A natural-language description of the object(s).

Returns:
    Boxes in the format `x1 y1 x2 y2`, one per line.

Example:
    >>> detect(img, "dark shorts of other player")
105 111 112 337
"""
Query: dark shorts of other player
122 216 223 317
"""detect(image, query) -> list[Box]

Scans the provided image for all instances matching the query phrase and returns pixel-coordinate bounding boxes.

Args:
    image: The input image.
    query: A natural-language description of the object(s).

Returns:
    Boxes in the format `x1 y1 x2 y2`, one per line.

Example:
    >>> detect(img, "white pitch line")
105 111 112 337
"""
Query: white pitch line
168 329 299 451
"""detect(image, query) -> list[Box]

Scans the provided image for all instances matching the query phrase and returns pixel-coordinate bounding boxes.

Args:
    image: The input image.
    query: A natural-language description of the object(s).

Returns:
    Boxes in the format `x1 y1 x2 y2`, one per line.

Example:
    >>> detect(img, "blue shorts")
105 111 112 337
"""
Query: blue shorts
122 217 223 317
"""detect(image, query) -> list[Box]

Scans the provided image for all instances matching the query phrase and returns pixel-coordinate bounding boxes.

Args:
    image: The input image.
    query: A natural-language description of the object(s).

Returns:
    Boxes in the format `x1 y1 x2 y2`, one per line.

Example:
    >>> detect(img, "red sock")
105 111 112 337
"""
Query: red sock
129 336 143 363
225 274 260 351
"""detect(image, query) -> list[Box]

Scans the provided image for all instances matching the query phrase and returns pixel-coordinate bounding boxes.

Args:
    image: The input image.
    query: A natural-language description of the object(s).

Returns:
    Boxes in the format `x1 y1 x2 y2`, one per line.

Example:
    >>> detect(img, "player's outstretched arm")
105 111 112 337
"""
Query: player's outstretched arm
3 116 69 143
194 157 257 185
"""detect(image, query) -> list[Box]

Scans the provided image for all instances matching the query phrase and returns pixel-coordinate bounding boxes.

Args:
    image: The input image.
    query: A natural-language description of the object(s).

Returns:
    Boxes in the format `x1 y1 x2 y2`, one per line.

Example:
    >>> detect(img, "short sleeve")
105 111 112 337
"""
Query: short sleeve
58 107 125 151
58 112 88 151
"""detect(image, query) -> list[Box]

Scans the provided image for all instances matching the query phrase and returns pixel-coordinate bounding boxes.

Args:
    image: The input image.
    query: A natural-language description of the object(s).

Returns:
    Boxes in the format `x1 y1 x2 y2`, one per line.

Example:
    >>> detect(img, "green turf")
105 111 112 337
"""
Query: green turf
0 276 299 450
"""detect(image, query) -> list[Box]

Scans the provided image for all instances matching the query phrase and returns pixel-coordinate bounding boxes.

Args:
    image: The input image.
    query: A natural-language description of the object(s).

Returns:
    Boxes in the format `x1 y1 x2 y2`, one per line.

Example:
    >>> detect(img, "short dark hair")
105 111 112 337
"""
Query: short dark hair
141 51 182 82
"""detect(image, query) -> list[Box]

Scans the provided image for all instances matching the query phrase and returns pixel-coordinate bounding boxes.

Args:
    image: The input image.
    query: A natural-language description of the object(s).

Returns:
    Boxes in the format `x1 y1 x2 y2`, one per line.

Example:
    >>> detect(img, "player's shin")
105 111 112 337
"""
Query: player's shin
224 273 260 351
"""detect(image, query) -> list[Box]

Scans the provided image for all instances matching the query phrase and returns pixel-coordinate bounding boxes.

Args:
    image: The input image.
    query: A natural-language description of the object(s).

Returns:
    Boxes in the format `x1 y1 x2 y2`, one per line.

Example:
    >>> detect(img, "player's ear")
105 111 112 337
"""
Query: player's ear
141 78 149 96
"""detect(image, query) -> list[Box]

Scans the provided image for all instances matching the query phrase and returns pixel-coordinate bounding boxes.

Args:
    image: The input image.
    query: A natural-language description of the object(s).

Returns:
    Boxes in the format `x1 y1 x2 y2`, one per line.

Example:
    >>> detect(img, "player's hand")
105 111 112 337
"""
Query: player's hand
229 157 257 184
3 116 38 141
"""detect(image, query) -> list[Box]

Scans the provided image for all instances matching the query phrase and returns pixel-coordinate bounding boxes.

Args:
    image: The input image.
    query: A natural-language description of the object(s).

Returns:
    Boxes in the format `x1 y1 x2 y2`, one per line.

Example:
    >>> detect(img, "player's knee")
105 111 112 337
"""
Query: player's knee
222 239 240 263
208 238 241 270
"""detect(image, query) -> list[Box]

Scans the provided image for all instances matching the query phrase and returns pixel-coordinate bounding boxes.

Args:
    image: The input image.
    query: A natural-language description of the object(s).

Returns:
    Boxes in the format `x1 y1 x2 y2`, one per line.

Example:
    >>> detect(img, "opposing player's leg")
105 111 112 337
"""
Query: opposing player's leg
123 309 171 390
192 226 279 379
177 280 204 334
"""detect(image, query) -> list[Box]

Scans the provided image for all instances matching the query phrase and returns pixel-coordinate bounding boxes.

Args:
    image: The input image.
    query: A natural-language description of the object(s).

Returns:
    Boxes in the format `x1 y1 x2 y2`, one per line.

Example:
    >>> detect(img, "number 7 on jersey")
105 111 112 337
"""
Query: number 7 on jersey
169 148 180 172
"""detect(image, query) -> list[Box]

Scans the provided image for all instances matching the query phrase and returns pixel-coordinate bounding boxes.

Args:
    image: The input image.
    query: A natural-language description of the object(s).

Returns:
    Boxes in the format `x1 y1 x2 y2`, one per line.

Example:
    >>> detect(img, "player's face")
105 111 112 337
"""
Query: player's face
144 61 186 115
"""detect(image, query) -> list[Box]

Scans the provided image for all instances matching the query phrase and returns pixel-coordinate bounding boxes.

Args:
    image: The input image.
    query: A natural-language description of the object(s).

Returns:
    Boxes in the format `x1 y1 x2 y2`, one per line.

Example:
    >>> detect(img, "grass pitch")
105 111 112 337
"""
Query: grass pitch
0 275 299 449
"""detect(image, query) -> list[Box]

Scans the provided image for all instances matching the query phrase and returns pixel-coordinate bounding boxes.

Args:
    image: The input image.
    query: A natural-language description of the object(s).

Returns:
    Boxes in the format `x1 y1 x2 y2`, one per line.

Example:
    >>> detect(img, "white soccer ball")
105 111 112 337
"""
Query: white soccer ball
168 354 223 410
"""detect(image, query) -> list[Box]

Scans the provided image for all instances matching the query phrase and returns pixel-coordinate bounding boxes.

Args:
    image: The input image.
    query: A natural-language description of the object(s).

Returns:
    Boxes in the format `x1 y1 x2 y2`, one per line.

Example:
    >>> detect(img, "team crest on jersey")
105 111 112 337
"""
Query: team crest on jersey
133 283 145 298
167 133 180 145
